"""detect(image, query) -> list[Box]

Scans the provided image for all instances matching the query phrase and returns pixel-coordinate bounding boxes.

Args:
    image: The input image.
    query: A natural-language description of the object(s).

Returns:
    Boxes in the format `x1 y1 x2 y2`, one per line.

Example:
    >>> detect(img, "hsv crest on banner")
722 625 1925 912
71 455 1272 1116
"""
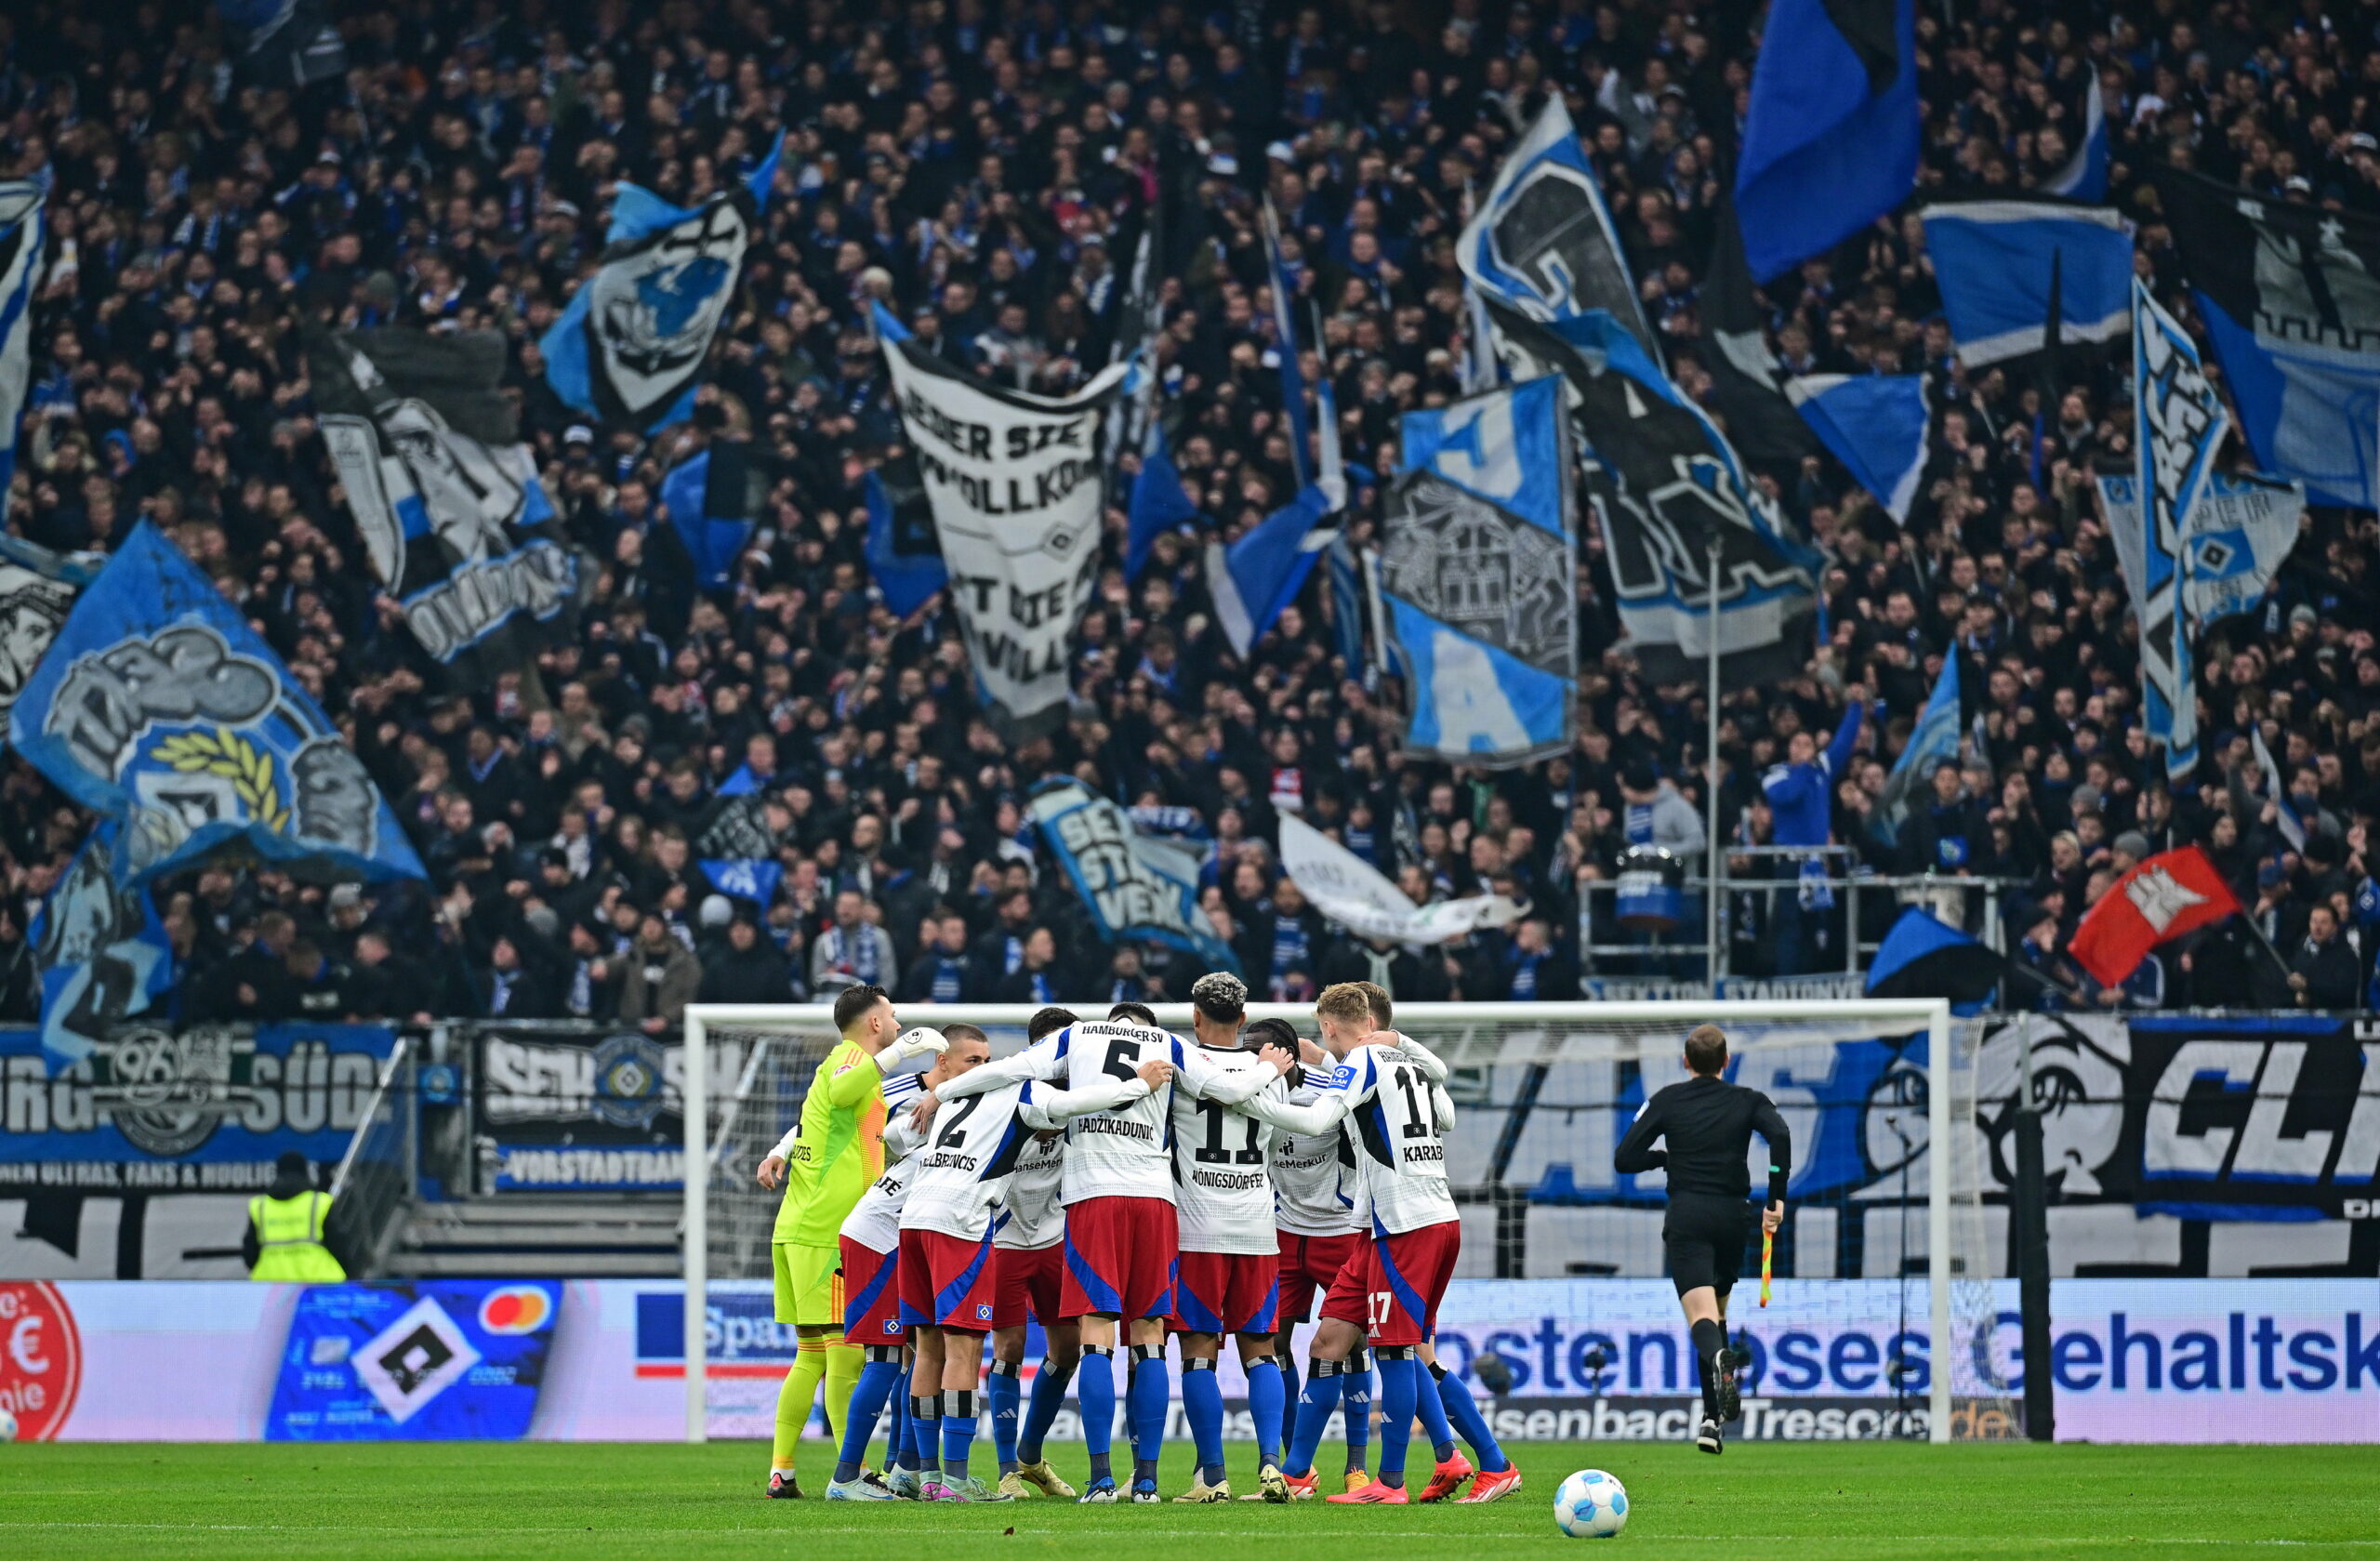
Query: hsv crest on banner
309 328 580 682
1279 815 1521 945
1028 778 1238 973
2125 279 2235 780
879 344 1126 735
540 136 785 432
1385 377 1577 764
7 523 426 894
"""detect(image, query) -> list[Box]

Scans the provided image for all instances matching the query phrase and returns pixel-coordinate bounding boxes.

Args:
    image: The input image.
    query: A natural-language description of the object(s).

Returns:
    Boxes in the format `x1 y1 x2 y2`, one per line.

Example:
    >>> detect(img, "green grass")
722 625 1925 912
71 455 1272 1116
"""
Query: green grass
3 1440 2375 1560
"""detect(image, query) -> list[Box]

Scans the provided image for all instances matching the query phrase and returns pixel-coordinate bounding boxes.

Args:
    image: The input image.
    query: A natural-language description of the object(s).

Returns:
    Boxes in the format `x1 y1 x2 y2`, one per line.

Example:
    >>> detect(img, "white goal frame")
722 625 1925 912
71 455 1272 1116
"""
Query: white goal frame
682 998 1956 1444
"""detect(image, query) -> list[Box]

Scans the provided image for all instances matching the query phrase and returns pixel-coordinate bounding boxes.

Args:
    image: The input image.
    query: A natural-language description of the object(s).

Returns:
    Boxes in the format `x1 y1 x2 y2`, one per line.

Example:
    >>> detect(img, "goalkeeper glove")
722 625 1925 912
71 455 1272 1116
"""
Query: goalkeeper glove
881 1025 950 1070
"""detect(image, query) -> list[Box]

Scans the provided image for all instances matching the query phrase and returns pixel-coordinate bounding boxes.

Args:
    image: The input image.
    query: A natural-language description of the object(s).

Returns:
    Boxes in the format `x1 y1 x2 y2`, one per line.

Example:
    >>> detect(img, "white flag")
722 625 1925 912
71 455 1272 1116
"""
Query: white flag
1280 814 1521 946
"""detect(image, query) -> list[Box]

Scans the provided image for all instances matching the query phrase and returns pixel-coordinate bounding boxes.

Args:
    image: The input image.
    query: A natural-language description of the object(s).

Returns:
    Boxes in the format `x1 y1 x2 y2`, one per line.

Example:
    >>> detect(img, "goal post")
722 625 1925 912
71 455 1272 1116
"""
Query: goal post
682 997 1977 1446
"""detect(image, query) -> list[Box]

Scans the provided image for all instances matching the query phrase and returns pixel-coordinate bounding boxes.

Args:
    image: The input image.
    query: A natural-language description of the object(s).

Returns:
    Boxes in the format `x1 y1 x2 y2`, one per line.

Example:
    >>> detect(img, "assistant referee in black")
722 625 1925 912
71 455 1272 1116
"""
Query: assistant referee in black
1613 1024 1792 1455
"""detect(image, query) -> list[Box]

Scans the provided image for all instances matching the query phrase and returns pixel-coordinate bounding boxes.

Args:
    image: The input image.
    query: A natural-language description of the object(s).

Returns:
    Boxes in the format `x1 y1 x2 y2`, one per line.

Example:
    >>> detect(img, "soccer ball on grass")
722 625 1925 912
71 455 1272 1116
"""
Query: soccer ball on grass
0 1408 18 1443
1554 1468 1628 1538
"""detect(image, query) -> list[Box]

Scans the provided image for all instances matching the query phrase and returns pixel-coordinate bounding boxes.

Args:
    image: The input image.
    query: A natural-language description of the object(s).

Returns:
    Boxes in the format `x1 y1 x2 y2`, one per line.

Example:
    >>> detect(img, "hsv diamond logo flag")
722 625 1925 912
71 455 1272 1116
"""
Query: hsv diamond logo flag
2069 846 2242 988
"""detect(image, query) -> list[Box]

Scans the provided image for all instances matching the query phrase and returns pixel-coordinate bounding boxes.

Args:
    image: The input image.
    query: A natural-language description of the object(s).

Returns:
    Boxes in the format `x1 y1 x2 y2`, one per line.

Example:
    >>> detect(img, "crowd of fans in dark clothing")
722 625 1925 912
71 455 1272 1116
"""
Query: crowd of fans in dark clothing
2 0 2377 1035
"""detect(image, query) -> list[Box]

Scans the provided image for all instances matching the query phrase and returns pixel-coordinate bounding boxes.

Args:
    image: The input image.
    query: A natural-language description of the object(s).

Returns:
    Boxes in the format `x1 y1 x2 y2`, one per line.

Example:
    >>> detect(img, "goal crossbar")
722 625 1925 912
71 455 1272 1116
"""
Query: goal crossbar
681 998 1956 1444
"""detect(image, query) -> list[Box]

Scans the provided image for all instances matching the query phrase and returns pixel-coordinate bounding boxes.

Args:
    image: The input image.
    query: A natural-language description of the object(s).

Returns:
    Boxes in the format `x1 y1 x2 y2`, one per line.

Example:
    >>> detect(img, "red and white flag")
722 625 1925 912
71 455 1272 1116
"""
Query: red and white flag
2068 845 2243 988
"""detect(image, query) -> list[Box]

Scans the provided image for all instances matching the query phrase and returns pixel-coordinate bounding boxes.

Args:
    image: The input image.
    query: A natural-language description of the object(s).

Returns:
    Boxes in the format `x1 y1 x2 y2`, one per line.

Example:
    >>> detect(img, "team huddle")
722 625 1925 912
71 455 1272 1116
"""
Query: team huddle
754 974 1523 1505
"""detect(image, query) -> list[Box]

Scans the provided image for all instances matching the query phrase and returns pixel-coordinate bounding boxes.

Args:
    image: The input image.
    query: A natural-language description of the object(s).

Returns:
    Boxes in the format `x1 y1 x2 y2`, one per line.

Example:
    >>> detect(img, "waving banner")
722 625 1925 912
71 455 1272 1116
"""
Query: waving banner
541 136 784 432
310 328 578 682
1386 377 1577 764
880 345 1127 735
2098 473 2304 642
1459 97 1659 364
1028 778 1238 974
7 523 426 888
2152 167 2380 509
0 535 99 734
1280 814 1520 945
31 819 175 1070
2125 279 2233 781
0 175 46 527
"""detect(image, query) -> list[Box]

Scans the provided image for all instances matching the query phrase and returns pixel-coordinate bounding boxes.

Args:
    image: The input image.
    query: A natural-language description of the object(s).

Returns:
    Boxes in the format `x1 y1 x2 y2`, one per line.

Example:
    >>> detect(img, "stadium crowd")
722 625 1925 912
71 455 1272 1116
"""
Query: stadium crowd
1 0 2376 1030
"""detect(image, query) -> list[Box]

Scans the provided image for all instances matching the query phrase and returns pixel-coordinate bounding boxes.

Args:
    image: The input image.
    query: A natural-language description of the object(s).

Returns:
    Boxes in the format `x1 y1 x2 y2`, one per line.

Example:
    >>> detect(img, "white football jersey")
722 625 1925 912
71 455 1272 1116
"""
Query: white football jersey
901 1075 1147 1240
1268 1076 1360 1237
1170 1044 1289 1255
994 1121 1067 1251
933 1019 1275 1206
1245 1041 1456 1237
840 1115 921 1252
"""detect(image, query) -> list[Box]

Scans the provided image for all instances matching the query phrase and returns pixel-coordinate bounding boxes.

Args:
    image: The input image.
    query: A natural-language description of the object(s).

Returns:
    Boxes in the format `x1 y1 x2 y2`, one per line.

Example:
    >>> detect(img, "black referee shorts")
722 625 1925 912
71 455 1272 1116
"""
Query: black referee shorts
1663 1194 1752 1298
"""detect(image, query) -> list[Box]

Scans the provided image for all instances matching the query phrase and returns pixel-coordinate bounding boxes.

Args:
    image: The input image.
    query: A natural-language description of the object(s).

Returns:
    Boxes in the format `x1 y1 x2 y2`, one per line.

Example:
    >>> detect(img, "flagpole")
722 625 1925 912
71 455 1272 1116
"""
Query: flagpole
1706 536 1724 990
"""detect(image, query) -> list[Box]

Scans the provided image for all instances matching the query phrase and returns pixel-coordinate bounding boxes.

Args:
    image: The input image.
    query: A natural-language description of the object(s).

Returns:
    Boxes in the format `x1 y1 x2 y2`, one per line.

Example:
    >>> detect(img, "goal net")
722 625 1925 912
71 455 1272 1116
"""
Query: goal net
684 999 2016 1445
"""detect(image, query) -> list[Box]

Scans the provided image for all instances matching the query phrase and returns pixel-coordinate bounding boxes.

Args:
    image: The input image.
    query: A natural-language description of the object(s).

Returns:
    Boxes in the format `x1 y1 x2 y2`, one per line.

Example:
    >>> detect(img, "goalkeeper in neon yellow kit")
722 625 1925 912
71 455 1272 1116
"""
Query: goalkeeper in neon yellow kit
753 983 948 1497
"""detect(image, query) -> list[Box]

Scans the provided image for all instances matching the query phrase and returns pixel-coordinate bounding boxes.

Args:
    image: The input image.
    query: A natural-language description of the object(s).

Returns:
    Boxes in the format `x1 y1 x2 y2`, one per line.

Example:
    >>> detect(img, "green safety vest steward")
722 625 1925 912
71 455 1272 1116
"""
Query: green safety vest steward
247 1190 346 1281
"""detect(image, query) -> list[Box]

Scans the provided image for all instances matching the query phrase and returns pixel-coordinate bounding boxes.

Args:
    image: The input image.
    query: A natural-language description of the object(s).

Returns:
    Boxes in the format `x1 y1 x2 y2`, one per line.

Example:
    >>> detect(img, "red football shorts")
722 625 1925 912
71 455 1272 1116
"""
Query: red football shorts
1320 1220 1461 1347
1276 1231 1363 1326
1170 1250 1281 1335
991 1241 1065 1330
840 1235 905 1343
897 1227 998 1332
1059 1196 1178 1319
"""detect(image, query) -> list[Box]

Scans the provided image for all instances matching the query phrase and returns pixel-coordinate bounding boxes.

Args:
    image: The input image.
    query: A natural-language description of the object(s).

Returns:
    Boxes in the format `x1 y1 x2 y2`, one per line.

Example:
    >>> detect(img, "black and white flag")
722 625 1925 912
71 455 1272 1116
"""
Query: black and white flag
879 344 1127 735
310 328 579 684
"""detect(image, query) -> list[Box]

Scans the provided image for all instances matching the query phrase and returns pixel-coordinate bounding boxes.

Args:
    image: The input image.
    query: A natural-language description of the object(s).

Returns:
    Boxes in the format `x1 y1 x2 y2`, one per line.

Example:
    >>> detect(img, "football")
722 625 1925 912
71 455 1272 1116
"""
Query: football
1554 1468 1629 1539
0 1409 18 1444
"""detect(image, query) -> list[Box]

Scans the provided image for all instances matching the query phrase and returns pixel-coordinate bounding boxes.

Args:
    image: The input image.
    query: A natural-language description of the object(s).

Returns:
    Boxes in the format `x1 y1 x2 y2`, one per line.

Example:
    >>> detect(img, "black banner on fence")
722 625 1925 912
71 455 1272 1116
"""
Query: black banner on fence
472 1025 684 1191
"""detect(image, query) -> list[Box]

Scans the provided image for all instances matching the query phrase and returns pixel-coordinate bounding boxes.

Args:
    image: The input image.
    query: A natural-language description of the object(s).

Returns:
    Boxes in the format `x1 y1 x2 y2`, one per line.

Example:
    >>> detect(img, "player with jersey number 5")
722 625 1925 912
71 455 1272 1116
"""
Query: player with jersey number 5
914 1000 1285 1502
1613 1022 1793 1456
900 1025 1177 1502
752 984 950 1498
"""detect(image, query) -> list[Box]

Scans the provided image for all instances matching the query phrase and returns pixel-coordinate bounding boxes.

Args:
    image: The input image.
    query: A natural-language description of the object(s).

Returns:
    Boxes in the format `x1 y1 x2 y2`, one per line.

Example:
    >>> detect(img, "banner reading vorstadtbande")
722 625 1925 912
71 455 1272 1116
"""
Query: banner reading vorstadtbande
880 346 1127 734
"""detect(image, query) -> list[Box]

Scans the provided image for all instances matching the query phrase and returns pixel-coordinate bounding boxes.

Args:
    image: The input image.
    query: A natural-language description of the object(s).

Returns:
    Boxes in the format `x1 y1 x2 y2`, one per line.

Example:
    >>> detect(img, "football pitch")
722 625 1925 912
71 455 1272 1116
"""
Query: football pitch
4 1440 2375 1559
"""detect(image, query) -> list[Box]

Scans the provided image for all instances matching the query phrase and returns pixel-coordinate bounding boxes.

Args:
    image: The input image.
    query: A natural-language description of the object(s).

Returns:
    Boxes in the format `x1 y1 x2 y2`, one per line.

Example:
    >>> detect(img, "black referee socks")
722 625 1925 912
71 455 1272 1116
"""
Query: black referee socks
1691 1319 1726 1420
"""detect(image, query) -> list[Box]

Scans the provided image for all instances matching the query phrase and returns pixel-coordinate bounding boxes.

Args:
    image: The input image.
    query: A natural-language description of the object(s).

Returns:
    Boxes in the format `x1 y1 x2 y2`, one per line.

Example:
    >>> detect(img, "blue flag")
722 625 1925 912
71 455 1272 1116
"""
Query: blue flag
1382 377 1577 764
659 446 761 589
1126 421 1198 581
1787 373 1932 524
1028 778 1238 975
700 857 783 907
8 523 426 886
2152 167 2380 509
2039 73 2109 202
2126 277 2231 782
1208 484 1335 659
1877 650 1961 846
1919 202 2132 367
1865 905 1998 1014
0 175 46 530
541 134 784 431
1736 0 1919 281
1458 97 1661 364
31 818 176 1071
1325 536 1367 681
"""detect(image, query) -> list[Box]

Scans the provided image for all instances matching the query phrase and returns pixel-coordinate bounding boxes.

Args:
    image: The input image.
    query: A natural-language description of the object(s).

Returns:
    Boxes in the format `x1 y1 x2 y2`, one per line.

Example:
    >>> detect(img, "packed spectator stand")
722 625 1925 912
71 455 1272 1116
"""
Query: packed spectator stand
1 0 2374 1038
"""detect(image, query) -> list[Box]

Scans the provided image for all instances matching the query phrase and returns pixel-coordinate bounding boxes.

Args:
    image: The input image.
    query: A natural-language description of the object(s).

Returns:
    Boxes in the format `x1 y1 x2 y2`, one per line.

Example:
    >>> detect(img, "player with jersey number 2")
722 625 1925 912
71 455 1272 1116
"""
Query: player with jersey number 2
899 1024 1174 1501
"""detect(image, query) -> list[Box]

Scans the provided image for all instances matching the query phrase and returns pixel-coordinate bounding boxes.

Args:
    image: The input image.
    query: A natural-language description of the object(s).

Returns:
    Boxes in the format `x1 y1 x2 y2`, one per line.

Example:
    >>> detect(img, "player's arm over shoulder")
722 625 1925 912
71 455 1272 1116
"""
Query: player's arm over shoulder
1172 1034 1276 1103
932 1032 1063 1100
1017 1074 1151 1129
1236 1050 1363 1134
